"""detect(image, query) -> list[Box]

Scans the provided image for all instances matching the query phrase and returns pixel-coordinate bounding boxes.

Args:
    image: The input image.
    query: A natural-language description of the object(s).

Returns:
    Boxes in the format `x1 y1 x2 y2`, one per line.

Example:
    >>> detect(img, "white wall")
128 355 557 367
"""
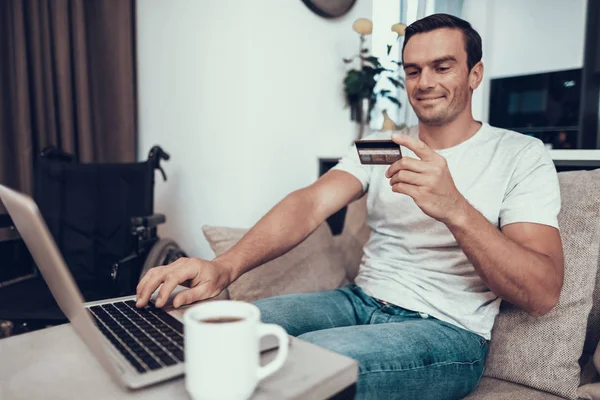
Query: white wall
137 0 372 259
462 0 588 122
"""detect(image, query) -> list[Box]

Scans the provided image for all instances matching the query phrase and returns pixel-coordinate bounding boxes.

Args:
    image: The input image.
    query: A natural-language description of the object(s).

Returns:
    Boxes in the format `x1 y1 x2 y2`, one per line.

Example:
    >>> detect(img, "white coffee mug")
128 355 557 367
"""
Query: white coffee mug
183 301 289 400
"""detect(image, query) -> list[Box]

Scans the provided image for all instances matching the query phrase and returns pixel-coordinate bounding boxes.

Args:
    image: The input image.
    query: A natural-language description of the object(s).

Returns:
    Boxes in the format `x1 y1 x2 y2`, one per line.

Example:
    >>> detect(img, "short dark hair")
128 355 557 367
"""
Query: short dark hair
402 13 482 71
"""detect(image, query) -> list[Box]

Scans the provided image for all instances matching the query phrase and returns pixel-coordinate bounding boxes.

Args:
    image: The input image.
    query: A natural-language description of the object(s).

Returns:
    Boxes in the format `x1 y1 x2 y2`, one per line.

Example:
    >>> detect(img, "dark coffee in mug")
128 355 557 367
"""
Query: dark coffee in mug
200 317 243 324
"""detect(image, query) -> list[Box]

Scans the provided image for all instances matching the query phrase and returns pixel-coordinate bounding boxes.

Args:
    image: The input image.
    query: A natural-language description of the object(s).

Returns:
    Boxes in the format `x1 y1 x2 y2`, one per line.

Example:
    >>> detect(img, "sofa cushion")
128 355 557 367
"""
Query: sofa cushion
575 337 600 399
578 381 600 400
332 195 370 281
584 218 600 357
202 223 347 302
484 170 600 400
464 377 566 400
579 353 599 387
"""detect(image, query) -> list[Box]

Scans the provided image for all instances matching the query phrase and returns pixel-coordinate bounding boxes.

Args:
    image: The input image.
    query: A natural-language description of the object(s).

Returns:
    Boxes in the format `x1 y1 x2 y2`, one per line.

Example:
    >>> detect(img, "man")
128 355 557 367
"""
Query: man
136 14 563 399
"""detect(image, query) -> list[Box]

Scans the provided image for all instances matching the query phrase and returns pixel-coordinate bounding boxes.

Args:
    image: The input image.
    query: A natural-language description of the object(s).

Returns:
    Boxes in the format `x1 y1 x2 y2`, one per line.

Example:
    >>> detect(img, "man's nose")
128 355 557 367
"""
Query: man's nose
417 68 436 91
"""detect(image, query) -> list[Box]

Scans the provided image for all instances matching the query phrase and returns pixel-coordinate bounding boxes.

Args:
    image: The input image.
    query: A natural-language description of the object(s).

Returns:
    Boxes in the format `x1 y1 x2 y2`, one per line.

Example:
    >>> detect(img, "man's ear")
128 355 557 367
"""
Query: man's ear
469 61 484 91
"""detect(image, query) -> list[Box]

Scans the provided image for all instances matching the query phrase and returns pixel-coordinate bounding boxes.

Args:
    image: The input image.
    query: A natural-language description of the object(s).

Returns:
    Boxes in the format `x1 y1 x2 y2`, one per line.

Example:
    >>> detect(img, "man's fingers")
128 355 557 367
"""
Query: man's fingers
136 267 160 305
137 258 184 298
154 278 180 308
392 182 419 198
172 283 210 309
391 133 436 161
136 270 170 307
136 264 179 308
136 258 190 307
154 265 200 308
385 156 429 178
389 170 422 186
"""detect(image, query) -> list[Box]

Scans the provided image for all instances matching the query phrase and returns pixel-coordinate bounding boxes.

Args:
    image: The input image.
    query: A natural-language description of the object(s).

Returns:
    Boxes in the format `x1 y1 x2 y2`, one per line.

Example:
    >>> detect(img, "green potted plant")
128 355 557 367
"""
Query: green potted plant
343 19 407 137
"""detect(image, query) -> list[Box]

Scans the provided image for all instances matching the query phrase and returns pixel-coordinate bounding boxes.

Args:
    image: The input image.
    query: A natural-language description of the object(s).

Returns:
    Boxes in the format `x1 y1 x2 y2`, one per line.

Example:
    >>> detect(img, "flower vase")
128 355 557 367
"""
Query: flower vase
357 97 370 140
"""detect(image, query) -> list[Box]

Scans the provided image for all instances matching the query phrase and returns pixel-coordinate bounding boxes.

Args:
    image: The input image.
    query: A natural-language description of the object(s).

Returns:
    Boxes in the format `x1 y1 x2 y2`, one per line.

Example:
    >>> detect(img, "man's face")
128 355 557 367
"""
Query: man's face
403 28 473 126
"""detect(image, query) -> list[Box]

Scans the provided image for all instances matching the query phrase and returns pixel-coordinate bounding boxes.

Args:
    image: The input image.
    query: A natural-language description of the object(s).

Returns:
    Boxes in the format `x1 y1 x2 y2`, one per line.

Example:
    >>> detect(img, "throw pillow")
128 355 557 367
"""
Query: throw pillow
202 222 347 302
332 195 370 282
484 170 600 400
575 341 600 400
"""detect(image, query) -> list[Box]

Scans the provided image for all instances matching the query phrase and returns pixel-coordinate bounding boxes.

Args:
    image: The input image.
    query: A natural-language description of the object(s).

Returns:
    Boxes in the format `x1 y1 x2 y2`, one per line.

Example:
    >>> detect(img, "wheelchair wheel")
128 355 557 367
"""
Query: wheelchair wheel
139 238 187 281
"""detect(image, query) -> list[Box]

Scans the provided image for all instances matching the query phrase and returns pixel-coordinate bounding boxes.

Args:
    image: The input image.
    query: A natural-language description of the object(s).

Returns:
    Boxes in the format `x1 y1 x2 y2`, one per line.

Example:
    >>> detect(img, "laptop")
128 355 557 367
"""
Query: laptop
0 184 281 389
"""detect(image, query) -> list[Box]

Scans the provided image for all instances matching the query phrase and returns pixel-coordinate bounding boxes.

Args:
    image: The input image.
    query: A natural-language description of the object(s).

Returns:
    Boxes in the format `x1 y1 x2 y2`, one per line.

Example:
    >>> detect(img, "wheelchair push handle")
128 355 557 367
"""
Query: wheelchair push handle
148 146 170 162
39 146 75 163
148 146 170 182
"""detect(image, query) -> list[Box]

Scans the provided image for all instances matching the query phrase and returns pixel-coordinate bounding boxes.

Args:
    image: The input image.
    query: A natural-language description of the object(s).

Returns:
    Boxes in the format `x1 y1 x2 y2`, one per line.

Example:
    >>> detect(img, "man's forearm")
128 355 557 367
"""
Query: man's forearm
446 203 559 316
212 189 321 283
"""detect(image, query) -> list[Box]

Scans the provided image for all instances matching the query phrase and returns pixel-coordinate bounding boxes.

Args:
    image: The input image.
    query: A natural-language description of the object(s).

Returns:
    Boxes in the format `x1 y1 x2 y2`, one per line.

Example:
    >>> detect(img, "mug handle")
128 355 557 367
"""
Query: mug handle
256 323 289 381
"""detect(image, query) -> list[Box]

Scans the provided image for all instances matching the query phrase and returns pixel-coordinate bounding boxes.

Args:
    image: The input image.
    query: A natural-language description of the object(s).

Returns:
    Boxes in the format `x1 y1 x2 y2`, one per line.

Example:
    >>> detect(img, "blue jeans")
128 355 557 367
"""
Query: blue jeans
253 284 488 400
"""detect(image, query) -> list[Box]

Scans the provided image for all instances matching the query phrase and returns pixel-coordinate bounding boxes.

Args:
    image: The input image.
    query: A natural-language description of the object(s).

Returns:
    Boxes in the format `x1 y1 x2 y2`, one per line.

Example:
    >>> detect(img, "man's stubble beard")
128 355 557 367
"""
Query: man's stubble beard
410 84 470 127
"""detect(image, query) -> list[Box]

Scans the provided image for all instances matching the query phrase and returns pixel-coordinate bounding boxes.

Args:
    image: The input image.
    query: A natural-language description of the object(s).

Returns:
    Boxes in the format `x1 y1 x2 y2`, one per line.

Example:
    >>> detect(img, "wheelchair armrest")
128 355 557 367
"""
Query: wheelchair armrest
131 214 165 256
132 214 166 230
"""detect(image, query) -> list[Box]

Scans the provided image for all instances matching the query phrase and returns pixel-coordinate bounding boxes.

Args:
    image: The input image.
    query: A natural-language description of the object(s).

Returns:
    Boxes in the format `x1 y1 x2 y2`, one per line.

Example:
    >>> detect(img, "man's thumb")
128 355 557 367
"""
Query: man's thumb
173 286 207 308
391 132 405 144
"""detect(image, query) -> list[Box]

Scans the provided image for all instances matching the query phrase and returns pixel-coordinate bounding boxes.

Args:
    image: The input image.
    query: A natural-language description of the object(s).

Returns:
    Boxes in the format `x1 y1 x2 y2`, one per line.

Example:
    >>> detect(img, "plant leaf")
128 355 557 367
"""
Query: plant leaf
373 67 391 74
385 96 402 107
343 58 354 64
391 60 403 67
362 56 381 68
387 76 402 88
387 45 392 56
343 69 366 96
378 89 391 96
362 66 375 74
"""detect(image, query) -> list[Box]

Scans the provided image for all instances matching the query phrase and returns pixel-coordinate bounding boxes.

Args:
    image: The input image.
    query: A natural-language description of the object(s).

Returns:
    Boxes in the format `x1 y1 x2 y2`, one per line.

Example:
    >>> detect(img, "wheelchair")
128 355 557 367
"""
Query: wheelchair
0 146 186 337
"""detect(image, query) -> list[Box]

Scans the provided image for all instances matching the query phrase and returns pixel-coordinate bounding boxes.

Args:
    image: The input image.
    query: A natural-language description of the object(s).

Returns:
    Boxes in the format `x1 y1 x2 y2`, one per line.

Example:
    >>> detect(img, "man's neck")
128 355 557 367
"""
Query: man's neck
418 111 482 150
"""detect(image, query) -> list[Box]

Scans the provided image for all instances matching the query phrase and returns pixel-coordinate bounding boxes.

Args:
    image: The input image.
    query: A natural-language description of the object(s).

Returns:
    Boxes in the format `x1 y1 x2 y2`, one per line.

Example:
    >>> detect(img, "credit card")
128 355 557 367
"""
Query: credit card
355 140 402 165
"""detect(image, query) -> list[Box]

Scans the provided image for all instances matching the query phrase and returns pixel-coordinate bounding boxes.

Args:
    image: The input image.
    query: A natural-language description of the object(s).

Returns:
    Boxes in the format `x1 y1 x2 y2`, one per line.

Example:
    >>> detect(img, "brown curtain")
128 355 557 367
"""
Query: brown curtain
0 0 137 196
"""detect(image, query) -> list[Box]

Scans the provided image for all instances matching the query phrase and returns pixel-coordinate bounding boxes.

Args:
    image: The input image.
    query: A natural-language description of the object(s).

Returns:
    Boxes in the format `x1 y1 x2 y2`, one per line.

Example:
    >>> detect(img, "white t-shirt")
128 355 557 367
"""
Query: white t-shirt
332 123 561 339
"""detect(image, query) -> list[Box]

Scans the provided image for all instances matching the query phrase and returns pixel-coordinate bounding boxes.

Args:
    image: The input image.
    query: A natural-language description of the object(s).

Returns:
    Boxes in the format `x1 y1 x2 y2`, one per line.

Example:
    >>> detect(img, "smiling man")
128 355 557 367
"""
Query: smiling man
136 14 563 400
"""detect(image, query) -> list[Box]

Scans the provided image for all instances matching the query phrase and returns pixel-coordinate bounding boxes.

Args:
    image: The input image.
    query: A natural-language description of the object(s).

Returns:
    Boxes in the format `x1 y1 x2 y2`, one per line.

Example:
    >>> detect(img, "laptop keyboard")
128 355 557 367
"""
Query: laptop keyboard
89 300 184 374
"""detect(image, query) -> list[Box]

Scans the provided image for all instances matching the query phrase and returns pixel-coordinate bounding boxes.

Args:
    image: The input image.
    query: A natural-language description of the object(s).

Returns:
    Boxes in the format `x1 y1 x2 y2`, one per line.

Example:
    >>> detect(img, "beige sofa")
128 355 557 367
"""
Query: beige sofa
202 169 600 400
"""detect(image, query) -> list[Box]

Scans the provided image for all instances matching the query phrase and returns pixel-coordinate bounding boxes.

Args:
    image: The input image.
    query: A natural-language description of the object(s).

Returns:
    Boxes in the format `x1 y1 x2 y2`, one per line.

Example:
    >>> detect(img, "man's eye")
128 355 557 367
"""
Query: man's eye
406 71 419 77
436 67 450 73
